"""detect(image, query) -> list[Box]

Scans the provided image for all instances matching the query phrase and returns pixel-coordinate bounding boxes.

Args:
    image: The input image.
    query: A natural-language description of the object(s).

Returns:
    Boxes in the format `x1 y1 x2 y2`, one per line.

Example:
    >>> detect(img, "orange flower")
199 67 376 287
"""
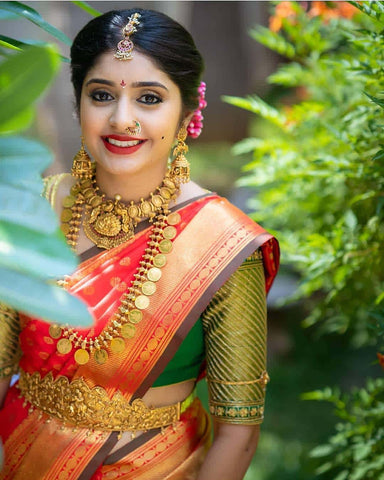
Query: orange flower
377 352 384 369
308 1 358 21
269 1 298 32
296 86 310 101
336 2 358 19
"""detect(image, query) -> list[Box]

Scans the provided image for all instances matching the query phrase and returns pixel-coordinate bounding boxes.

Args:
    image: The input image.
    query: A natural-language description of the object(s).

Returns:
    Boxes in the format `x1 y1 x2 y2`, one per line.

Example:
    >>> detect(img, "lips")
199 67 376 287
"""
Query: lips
102 135 146 155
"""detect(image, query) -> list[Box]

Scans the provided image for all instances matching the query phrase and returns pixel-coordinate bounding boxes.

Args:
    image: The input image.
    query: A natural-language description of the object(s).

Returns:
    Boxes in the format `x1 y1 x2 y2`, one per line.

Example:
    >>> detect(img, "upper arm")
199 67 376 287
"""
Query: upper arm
0 302 21 407
201 249 269 425
42 173 73 216
0 378 11 409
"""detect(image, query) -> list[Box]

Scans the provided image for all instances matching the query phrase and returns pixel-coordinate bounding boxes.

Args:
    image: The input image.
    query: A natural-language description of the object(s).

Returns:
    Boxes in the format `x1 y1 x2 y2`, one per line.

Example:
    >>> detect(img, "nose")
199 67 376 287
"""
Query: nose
109 97 136 132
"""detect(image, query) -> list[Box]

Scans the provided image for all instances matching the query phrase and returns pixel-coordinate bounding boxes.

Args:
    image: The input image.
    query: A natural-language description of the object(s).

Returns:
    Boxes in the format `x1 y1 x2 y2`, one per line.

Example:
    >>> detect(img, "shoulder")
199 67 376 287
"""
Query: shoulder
43 173 76 216
175 181 209 205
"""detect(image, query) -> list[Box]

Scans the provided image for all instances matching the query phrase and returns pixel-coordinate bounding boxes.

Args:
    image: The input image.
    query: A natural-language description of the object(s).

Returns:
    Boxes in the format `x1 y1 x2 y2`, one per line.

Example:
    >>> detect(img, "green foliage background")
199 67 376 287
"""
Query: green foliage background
225 1 384 478
0 1 96 325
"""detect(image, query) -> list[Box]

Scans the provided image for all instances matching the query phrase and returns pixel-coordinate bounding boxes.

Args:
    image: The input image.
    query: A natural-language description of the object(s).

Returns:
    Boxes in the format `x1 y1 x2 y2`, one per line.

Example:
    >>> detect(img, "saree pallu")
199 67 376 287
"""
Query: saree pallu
0 195 279 479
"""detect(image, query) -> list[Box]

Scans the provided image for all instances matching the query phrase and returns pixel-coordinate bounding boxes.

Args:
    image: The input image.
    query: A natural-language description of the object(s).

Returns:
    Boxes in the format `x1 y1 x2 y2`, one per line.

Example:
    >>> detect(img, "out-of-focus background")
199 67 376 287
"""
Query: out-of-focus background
2 2 384 479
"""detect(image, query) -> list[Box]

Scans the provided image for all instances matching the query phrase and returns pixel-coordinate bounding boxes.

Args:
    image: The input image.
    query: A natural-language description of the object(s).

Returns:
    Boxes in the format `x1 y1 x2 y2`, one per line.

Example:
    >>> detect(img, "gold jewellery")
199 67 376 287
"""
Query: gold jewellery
170 124 190 184
125 120 141 136
114 12 141 61
58 123 191 364
62 168 179 250
18 370 196 433
55 205 182 365
71 137 93 180
59 169 182 364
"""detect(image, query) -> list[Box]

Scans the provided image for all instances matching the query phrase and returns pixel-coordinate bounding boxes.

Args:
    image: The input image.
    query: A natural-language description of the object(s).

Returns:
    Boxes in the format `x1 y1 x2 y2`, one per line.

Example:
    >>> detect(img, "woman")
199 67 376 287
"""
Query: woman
0 8 279 480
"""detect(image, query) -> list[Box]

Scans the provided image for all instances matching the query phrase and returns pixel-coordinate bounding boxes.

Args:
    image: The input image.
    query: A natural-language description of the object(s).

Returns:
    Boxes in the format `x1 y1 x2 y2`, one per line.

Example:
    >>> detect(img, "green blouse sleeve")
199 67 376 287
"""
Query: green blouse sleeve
201 249 269 425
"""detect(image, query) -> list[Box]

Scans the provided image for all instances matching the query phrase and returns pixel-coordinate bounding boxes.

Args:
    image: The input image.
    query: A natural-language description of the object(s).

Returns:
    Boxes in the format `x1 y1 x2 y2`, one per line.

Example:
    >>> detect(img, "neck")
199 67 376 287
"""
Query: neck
95 163 169 203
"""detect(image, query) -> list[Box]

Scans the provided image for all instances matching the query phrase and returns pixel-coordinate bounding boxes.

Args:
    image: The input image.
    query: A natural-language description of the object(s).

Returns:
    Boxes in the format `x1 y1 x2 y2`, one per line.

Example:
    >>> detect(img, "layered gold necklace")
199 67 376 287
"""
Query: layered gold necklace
61 169 179 250
52 170 182 365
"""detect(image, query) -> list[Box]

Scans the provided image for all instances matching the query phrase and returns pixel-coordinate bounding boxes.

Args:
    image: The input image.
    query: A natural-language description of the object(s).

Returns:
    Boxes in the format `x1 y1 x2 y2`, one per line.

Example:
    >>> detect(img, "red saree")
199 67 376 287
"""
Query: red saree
0 195 279 479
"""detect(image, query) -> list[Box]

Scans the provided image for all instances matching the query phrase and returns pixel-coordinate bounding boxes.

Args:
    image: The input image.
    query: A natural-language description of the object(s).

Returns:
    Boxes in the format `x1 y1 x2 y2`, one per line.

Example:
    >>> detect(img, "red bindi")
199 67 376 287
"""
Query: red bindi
120 80 127 88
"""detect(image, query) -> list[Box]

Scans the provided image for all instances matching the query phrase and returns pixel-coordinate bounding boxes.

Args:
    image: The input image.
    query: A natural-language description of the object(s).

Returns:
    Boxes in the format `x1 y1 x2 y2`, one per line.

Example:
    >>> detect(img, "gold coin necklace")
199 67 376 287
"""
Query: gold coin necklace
52 171 182 365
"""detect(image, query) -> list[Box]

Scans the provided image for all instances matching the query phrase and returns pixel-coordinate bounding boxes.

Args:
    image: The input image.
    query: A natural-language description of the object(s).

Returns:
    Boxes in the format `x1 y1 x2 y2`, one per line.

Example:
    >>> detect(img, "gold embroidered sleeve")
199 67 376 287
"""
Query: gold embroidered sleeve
0 302 21 379
42 173 69 207
201 250 269 425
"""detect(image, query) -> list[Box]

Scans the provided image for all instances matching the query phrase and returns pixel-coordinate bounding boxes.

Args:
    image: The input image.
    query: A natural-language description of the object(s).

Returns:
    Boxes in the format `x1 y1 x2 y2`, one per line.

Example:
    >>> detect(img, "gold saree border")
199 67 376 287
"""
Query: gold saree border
0 409 109 480
112 198 269 399
71 198 271 401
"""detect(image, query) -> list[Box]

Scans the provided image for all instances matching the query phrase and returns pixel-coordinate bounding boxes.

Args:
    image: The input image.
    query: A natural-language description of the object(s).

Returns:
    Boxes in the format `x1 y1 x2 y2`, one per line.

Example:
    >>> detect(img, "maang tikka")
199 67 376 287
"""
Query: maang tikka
114 13 141 61
170 124 190 185
71 136 93 179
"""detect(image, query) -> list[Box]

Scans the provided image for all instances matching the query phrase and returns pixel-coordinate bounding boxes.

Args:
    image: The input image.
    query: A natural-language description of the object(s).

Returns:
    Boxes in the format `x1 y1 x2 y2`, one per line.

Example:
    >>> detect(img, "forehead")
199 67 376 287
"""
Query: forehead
84 50 176 88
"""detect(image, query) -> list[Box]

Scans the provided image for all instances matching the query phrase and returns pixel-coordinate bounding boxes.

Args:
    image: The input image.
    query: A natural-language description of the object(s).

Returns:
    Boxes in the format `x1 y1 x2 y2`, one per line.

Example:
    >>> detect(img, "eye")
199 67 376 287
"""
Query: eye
137 93 162 105
90 91 114 102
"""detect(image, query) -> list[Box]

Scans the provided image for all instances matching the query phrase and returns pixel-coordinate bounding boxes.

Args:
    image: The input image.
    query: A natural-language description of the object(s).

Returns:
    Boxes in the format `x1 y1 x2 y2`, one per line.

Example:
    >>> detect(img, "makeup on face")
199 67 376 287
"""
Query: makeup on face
80 51 185 179
102 134 146 155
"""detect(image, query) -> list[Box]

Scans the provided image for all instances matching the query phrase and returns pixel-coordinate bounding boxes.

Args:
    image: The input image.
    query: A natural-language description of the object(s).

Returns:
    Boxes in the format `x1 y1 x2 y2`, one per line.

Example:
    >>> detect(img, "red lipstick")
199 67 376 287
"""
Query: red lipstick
102 135 146 155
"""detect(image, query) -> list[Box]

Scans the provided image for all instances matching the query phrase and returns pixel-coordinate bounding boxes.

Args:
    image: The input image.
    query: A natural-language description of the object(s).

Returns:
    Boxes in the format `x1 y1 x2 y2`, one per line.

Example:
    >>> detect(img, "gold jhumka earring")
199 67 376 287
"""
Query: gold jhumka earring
71 136 93 179
170 124 190 185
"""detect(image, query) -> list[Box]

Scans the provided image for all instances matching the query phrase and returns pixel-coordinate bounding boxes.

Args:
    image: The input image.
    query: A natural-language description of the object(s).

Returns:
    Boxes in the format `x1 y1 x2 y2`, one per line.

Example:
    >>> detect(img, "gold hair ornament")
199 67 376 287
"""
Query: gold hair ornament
114 13 141 61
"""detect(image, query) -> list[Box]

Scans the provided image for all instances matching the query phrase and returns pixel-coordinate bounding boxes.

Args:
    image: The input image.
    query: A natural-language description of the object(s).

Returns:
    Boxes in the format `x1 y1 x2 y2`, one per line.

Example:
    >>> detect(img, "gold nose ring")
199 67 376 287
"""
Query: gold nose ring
125 121 141 136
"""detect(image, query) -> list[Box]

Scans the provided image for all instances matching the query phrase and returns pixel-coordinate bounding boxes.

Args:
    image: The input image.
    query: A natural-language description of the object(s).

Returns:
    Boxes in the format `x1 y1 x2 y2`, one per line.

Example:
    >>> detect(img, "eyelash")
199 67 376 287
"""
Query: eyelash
137 93 163 105
90 91 113 102
89 91 163 105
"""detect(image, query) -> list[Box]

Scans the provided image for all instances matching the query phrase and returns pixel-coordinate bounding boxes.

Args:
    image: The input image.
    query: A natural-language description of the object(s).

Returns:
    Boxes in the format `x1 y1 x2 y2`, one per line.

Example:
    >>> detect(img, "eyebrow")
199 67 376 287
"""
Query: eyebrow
85 79 169 91
85 78 114 87
131 81 169 91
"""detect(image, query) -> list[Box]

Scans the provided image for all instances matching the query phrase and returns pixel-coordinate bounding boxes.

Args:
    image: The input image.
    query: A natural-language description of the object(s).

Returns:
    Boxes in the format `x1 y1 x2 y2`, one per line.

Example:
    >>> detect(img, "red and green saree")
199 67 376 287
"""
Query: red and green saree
0 194 279 479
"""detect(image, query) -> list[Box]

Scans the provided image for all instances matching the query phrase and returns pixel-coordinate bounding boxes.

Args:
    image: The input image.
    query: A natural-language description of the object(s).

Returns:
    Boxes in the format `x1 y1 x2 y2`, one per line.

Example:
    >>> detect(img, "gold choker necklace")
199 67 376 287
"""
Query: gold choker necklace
61 170 179 250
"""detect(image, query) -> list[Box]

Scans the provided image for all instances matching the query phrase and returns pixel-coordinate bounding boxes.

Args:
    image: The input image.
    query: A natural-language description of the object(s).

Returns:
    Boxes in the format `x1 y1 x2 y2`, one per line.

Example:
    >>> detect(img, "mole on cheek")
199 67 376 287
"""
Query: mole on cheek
161 136 165 140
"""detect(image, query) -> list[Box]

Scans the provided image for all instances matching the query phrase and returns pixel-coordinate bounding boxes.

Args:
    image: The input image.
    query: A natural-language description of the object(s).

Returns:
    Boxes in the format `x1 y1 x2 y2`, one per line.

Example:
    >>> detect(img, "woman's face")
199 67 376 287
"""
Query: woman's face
80 50 185 178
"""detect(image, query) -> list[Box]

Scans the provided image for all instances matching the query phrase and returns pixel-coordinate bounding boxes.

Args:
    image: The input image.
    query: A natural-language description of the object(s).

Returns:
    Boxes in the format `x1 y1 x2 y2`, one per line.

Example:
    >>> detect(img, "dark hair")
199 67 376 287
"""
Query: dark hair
70 8 204 112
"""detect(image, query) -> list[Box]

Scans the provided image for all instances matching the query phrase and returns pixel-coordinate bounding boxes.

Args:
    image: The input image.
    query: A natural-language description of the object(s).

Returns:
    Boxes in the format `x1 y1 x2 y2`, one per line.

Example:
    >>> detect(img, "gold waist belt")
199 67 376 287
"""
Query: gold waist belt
18 370 195 432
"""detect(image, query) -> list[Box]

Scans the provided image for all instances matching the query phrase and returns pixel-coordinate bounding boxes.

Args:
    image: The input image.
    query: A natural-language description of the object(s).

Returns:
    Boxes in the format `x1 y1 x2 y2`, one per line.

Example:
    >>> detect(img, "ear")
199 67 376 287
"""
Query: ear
180 111 193 129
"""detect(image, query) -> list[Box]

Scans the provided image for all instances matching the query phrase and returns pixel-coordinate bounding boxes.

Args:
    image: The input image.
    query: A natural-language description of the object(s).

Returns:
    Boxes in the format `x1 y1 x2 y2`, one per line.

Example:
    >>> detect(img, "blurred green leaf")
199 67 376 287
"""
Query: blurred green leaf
250 25 296 59
0 105 34 133
71 1 101 17
223 94 286 127
0 38 21 52
0 45 60 128
0 221 76 278
0 1 71 45
0 185 58 233
310 444 334 458
0 137 53 190
0 45 92 326
365 92 384 109
0 35 69 62
0 266 93 326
